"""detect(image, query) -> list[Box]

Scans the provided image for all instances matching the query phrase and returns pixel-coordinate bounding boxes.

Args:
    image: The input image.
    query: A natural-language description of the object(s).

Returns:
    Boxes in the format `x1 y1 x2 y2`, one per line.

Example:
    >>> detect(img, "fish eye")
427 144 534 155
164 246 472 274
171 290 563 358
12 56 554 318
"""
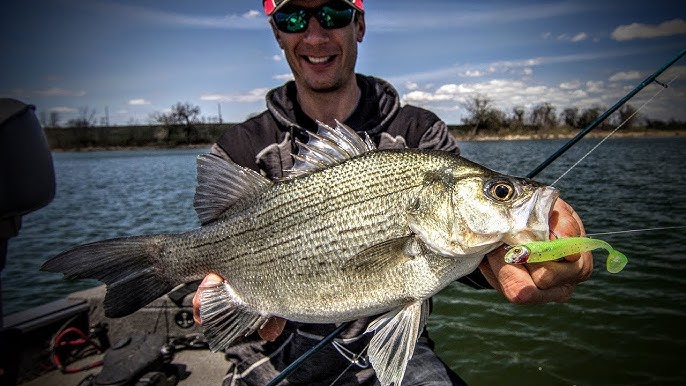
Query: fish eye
486 180 515 201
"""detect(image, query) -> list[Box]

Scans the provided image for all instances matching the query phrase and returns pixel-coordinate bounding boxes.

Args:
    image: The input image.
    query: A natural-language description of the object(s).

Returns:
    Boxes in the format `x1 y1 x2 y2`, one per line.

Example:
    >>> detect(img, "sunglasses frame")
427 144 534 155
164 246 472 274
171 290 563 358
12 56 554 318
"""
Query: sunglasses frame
272 2 356 33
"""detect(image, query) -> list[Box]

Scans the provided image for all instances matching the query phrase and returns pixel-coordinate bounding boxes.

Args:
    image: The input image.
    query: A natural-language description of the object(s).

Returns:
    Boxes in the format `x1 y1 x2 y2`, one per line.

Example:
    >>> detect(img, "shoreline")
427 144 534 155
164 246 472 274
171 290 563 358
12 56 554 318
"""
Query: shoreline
450 128 684 142
48 129 684 152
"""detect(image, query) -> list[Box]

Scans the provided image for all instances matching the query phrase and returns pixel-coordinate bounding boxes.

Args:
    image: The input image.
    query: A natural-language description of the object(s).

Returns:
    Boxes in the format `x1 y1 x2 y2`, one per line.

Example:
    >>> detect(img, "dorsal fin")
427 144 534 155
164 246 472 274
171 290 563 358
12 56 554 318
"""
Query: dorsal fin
194 154 272 224
285 120 376 178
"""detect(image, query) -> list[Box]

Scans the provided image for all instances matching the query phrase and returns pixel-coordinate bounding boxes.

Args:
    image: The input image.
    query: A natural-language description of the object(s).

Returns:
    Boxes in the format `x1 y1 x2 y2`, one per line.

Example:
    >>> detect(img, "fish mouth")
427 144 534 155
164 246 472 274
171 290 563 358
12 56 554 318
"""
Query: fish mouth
503 186 559 246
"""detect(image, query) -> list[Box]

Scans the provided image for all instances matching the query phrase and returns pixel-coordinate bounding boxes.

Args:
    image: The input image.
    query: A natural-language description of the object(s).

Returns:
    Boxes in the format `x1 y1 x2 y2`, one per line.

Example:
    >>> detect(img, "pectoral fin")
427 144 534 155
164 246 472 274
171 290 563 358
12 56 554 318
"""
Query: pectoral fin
366 300 430 386
342 236 419 273
199 282 268 351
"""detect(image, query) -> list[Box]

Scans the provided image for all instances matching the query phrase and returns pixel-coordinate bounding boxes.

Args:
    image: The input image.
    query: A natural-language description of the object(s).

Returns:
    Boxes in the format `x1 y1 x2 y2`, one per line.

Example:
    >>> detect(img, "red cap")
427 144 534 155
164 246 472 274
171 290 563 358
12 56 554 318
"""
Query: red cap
263 0 364 16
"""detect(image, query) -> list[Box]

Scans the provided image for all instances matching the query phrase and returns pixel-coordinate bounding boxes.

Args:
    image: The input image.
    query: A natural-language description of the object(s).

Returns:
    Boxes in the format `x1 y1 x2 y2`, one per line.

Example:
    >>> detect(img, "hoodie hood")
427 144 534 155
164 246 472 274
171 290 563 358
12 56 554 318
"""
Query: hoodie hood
265 74 401 141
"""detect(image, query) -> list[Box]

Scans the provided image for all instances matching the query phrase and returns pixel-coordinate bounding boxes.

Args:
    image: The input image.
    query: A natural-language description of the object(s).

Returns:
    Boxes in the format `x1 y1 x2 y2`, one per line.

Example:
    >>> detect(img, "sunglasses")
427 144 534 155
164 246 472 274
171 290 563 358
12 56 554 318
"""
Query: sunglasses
272 2 356 33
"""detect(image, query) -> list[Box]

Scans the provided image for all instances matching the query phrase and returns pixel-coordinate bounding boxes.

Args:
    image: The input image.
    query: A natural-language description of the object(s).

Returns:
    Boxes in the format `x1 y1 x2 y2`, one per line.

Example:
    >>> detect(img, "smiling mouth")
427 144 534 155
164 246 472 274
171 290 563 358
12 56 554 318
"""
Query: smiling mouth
304 55 335 64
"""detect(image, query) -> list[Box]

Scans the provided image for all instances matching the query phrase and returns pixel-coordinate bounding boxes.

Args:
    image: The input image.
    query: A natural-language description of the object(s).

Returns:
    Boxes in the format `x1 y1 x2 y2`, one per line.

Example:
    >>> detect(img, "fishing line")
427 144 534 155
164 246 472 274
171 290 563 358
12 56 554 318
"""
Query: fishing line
587 225 686 237
267 48 686 386
526 48 686 179
550 74 679 186
328 340 371 386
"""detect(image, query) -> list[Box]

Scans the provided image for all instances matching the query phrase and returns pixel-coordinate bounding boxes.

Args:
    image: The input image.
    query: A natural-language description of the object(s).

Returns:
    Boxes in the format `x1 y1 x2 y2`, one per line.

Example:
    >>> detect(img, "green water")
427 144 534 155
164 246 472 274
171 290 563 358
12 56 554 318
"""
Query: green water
4 137 685 385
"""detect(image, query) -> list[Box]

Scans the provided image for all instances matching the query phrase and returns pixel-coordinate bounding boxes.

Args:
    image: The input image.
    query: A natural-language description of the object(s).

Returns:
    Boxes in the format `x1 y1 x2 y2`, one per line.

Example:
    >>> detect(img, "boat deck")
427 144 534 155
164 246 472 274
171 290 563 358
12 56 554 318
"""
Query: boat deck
22 349 229 385
5 284 233 385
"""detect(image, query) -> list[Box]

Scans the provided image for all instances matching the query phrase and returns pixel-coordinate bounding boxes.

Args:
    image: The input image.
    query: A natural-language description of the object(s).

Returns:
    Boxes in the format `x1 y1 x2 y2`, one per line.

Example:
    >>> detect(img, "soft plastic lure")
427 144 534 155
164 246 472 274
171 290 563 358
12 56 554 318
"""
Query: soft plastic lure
504 237 628 273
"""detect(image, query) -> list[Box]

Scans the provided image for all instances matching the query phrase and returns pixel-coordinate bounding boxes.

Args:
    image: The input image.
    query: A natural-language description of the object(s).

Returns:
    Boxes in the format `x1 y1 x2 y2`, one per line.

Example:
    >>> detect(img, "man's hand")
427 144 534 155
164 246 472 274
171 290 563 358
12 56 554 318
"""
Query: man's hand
192 272 286 341
478 198 593 304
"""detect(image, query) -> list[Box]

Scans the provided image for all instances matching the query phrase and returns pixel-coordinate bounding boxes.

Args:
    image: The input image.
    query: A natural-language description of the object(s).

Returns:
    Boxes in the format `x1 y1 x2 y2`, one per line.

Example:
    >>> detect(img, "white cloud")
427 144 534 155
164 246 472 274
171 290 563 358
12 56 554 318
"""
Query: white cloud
557 32 589 42
586 81 604 93
274 73 294 82
571 32 588 42
35 87 86 97
243 10 260 19
404 90 453 103
397 75 640 124
128 98 151 105
570 89 587 98
461 70 486 77
560 80 581 90
404 81 418 90
612 18 686 41
200 88 269 103
272 54 282 62
608 71 642 82
49 106 78 113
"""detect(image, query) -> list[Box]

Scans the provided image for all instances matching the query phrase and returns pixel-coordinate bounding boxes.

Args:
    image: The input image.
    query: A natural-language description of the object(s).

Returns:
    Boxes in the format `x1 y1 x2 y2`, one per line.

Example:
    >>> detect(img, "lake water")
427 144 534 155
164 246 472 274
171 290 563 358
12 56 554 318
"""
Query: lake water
3 137 685 385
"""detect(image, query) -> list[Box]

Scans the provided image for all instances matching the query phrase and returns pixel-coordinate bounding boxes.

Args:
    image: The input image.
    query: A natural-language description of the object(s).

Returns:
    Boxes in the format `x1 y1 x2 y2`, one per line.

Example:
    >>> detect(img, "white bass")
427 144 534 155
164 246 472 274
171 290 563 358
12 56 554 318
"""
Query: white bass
42 122 558 386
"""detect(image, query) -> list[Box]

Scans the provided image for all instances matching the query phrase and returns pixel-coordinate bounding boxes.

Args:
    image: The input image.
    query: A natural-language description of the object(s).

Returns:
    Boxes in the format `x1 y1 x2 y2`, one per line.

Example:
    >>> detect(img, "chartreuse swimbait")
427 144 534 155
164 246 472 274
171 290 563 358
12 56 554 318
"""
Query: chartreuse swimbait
504 237 628 273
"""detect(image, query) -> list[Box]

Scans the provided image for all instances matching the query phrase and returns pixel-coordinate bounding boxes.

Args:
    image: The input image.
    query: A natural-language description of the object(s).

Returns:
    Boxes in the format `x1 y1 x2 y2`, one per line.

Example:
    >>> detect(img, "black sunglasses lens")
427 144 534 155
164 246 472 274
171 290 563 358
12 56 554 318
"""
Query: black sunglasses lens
274 9 308 33
274 3 354 33
316 6 354 29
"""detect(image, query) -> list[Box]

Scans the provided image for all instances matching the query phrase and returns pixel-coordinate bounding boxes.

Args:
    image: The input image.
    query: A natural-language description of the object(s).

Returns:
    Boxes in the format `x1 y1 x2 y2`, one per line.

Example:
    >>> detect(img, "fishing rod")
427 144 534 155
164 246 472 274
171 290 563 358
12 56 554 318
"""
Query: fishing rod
527 47 686 179
267 47 686 386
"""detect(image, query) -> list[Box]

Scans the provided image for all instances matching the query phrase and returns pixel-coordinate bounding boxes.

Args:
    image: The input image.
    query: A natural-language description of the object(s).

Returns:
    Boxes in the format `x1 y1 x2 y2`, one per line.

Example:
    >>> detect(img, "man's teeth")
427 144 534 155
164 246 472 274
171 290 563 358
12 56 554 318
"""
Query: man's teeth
308 56 331 64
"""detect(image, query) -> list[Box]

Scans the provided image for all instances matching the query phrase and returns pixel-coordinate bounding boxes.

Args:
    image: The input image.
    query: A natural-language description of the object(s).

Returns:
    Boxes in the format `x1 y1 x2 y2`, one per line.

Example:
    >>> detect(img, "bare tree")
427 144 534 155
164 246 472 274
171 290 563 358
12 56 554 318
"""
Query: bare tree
66 106 97 128
561 107 579 128
529 102 557 131
577 106 604 130
49 111 61 128
461 95 505 135
152 102 201 126
508 106 526 130
614 104 639 129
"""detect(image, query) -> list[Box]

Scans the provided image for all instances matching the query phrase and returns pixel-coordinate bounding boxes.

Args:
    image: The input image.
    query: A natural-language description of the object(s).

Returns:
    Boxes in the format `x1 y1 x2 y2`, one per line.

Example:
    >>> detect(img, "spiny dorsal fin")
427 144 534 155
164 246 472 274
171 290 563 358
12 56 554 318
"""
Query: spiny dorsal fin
285 120 376 178
194 154 272 225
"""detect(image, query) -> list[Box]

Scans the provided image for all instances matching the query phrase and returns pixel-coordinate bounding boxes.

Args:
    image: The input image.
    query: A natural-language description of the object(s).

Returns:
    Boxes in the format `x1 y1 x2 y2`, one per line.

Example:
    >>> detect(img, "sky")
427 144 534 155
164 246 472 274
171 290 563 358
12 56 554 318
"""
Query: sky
2 0 685 126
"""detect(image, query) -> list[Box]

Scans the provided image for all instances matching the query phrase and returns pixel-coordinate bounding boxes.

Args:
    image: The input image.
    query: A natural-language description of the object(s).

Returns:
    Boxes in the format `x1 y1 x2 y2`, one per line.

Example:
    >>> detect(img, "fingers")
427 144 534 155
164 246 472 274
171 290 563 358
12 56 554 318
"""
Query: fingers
192 273 286 342
192 272 224 325
482 248 576 304
547 198 594 279
549 198 586 239
481 199 594 305
258 317 287 341
525 252 592 289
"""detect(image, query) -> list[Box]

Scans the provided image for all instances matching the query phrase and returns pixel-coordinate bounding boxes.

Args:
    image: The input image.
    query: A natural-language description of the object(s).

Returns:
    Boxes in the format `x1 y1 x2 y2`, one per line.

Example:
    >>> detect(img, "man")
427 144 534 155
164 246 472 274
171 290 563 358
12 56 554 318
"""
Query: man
193 1 592 384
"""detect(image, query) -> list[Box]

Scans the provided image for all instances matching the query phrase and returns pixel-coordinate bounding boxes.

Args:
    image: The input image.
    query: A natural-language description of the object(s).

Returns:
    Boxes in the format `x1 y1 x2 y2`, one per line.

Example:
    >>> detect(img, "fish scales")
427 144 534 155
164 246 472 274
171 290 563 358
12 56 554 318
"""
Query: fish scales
162 150 460 321
42 121 559 386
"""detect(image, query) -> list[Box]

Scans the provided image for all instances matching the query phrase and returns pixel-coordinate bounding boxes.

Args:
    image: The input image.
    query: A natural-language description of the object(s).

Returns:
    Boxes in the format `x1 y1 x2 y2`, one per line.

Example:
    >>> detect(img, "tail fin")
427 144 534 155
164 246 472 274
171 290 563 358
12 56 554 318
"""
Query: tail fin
41 235 175 318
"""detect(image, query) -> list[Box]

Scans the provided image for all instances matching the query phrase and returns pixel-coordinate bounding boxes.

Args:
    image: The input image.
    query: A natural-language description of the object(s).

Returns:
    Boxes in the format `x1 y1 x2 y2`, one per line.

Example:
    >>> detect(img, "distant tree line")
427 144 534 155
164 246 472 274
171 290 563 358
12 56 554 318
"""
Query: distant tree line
42 99 685 135
456 94 672 137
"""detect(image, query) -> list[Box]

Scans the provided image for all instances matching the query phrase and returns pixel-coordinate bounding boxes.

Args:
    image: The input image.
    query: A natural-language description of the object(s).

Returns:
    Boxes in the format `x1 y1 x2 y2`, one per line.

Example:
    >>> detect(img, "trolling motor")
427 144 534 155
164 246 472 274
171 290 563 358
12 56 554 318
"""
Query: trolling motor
0 98 56 385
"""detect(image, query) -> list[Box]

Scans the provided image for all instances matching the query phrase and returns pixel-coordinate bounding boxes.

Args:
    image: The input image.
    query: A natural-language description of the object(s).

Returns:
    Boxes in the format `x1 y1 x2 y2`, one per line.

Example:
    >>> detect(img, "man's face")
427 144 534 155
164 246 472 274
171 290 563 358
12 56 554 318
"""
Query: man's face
271 0 365 93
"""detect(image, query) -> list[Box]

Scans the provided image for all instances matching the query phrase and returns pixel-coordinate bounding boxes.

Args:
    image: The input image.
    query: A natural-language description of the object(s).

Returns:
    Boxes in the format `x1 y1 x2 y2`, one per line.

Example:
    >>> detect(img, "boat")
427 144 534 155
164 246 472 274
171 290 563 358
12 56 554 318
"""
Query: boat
0 98 225 385
3 283 231 385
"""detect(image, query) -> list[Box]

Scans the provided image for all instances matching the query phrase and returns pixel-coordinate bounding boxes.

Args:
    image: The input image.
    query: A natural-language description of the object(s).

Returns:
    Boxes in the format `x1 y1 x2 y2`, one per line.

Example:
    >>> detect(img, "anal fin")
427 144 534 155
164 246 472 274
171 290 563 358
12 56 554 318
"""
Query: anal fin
366 300 430 386
199 282 268 351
